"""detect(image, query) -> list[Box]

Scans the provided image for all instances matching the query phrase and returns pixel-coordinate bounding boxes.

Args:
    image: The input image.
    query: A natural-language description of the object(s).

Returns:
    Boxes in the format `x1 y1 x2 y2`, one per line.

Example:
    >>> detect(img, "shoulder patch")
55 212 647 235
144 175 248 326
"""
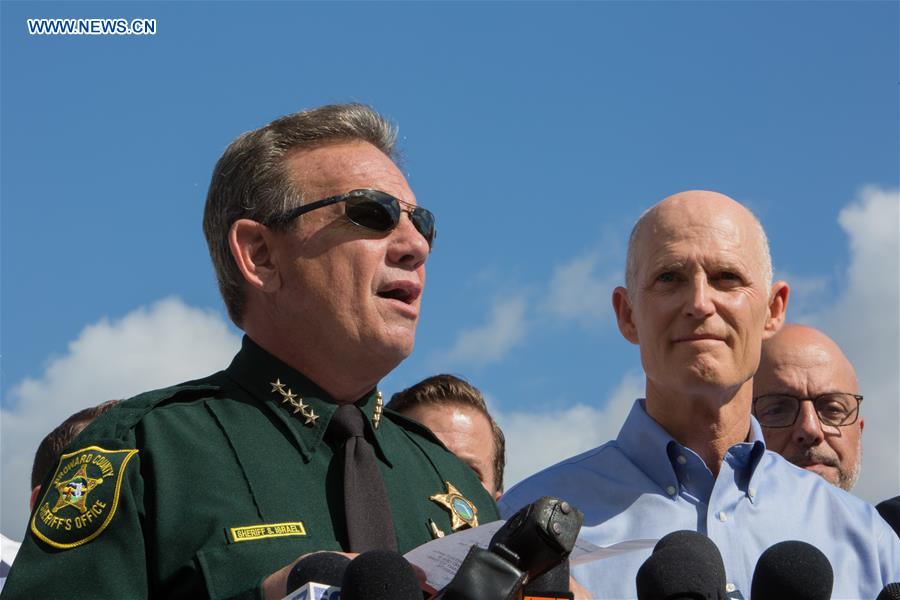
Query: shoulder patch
30 445 138 549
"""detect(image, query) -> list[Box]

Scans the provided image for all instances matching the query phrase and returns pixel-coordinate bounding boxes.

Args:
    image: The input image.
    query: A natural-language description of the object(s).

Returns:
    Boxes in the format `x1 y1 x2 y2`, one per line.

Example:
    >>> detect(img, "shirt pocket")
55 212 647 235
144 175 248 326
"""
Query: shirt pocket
196 535 341 599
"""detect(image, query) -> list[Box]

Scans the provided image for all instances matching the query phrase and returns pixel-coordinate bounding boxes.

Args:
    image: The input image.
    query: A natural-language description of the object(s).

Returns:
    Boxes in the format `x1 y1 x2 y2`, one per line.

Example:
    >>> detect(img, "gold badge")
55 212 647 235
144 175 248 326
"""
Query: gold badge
270 378 319 427
31 446 138 549
428 518 446 539
429 481 478 531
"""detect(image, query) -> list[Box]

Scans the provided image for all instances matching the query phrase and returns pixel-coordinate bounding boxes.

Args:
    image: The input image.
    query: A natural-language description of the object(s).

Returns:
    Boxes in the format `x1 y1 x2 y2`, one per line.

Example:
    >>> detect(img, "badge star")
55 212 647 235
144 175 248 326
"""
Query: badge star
429 481 478 531
283 389 297 403
52 465 103 515
303 409 319 426
270 379 286 394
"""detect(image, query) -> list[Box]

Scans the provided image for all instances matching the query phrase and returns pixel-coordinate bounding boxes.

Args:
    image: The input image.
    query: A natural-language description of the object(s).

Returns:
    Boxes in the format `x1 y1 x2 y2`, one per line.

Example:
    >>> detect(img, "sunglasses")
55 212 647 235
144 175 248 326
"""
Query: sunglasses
273 189 436 248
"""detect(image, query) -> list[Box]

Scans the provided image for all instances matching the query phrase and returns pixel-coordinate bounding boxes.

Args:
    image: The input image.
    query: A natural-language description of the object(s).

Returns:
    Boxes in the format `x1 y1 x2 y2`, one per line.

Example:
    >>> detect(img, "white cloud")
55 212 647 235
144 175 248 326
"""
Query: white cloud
801 186 900 504
433 296 528 368
495 370 644 489
1 298 241 540
542 253 621 327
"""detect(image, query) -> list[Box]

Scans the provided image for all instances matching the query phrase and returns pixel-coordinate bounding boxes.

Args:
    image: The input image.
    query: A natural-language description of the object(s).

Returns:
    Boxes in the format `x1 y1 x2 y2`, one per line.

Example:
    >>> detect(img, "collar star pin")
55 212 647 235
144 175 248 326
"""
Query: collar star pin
372 390 383 429
429 481 478 531
269 379 319 428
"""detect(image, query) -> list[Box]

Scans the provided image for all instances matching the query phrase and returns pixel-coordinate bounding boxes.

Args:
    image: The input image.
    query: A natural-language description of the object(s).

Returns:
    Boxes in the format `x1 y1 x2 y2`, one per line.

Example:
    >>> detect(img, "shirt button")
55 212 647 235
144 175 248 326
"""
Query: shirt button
717 511 727 522
676 455 687 465
748 487 757 498
726 582 736 593
666 486 676 496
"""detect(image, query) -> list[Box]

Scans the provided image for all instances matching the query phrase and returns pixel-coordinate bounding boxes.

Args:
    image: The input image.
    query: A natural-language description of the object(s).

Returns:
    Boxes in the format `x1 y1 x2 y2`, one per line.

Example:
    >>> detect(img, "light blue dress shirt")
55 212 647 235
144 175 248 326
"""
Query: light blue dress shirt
499 399 900 599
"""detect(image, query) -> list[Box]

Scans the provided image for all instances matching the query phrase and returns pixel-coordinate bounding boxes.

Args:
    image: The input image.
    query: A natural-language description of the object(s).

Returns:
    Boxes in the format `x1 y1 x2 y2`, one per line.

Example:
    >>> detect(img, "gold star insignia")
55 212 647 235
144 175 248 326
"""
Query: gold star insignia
372 391 383 429
269 377 317 427
429 481 478 531
52 465 103 515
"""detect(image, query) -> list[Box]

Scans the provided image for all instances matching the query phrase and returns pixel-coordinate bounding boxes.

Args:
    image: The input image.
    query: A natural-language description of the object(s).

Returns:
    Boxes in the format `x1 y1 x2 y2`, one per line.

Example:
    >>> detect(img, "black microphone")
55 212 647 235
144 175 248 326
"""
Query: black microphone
437 497 583 600
877 583 900 600
341 549 421 600
750 540 833 600
285 551 350 593
635 530 726 600
522 560 572 600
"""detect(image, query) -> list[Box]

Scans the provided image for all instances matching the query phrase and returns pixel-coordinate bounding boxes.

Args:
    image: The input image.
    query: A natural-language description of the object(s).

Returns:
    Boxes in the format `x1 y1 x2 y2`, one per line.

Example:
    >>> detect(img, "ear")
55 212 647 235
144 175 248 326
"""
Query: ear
859 417 865 436
30 485 41 512
612 286 640 345
493 490 502 502
228 219 282 293
761 280 790 340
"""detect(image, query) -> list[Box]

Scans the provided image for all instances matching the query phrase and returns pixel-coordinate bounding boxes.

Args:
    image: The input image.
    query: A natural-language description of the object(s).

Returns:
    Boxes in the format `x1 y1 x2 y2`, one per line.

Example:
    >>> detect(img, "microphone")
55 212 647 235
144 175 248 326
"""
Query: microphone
522 560 572 600
341 549 422 600
750 540 833 600
437 497 583 600
635 530 726 600
877 583 900 600
285 552 350 594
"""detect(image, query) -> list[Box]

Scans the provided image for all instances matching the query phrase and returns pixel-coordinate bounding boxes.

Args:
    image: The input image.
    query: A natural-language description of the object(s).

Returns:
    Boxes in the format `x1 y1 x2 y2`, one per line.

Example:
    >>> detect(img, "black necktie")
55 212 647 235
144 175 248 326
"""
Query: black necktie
329 404 397 552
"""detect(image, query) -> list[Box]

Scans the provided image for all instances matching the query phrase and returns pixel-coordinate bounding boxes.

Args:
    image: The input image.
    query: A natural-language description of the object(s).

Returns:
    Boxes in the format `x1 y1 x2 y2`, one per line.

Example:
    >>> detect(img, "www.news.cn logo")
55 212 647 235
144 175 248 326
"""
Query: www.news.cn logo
27 18 156 36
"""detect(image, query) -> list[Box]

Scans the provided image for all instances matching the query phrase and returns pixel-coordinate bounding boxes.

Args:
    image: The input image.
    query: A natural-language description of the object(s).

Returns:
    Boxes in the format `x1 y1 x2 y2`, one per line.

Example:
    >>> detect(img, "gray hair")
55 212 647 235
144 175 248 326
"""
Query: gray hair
203 103 399 326
624 202 773 296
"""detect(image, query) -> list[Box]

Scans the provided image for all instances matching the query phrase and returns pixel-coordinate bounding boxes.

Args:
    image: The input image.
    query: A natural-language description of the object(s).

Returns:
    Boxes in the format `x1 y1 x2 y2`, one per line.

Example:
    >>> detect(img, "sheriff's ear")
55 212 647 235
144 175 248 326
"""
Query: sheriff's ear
612 286 640 345
762 281 790 340
228 219 282 293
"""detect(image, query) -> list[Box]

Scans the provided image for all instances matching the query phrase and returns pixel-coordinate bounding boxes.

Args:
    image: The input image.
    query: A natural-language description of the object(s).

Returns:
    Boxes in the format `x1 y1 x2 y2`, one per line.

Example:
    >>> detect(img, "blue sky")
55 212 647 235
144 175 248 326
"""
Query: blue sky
2 2 898 539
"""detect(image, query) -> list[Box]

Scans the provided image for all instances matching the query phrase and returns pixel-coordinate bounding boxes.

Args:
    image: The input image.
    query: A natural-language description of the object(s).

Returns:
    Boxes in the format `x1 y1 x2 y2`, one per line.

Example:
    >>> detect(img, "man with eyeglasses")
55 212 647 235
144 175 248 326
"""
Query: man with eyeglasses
499 190 900 598
752 323 864 491
3 104 499 599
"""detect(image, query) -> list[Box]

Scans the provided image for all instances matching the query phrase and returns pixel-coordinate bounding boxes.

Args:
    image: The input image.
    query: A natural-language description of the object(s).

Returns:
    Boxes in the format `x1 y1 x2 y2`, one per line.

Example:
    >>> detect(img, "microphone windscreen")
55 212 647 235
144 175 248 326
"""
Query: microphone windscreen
341 549 421 600
653 530 712 554
876 583 900 600
285 552 350 592
751 540 833 600
635 532 726 600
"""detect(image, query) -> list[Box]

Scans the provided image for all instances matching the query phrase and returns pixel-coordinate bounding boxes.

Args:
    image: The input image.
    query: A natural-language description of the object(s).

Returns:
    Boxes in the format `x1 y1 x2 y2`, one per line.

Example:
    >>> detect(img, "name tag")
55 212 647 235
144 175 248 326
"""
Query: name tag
228 521 307 543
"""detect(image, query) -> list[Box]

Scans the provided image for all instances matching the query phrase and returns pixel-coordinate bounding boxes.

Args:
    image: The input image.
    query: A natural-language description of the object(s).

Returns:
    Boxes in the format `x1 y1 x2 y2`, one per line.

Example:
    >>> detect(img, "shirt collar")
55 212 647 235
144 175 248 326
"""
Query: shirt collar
225 335 391 465
617 399 767 498
616 399 681 495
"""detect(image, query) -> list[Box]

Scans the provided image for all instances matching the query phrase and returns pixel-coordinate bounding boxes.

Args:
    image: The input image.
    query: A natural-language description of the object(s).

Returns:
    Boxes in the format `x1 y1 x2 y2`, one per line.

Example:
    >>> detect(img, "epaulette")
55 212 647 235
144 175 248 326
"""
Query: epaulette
382 408 450 452
80 375 225 441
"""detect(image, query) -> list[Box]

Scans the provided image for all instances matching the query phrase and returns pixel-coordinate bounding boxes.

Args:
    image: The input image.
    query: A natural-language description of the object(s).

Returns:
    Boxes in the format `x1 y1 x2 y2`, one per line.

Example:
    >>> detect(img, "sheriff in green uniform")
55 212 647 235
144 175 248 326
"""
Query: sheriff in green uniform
3 104 499 599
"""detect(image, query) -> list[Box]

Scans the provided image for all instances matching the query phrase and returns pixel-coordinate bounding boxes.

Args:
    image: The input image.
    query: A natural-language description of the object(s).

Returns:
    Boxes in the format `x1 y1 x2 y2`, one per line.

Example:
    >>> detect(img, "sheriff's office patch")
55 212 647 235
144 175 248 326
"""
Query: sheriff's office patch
31 446 138 549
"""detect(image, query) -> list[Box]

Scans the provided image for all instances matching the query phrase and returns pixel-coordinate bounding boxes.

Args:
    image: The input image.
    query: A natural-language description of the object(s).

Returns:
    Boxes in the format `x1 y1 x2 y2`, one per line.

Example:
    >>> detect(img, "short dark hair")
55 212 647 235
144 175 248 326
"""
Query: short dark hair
31 400 120 489
203 103 399 326
388 375 505 492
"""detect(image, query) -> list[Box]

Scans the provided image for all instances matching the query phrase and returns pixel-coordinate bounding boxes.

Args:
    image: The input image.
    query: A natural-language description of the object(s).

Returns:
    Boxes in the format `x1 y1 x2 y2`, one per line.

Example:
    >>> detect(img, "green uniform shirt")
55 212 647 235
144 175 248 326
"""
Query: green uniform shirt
3 337 499 599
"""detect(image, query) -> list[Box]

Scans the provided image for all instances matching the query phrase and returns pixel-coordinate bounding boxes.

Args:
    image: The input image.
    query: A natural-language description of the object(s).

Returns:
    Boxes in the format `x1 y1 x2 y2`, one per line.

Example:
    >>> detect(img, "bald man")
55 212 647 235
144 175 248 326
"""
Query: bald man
753 324 863 490
500 191 900 598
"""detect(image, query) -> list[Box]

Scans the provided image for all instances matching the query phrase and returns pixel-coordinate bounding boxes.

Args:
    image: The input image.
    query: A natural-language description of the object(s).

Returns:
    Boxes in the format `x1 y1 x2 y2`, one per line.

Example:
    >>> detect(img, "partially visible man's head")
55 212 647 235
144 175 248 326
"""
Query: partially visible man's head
753 323 863 490
204 104 432 377
30 399 121 510
388 375 505 500
613 190 788 400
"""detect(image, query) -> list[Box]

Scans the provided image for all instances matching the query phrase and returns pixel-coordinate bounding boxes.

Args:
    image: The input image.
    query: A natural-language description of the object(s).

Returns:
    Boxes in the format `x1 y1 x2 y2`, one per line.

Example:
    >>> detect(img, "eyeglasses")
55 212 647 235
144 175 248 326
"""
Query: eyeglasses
271 189 436 248
752 393 863 428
